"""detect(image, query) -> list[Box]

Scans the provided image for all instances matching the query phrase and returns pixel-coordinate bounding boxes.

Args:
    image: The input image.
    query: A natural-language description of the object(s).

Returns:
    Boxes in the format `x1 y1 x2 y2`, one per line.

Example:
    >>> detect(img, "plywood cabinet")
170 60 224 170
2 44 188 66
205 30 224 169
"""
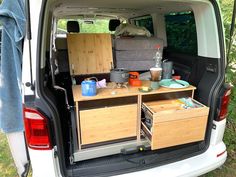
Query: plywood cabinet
72 81 209 153
80 104 137 145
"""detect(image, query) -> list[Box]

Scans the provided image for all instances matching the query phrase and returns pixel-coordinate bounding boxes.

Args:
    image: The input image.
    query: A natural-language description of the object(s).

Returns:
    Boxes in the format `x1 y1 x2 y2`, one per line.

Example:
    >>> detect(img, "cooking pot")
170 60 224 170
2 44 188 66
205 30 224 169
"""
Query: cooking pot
110 68 129 83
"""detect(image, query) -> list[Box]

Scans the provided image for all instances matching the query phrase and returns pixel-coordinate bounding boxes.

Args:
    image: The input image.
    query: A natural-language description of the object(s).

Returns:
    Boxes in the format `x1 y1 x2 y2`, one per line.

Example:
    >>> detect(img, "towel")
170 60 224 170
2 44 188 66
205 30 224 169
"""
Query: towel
0 0 26 133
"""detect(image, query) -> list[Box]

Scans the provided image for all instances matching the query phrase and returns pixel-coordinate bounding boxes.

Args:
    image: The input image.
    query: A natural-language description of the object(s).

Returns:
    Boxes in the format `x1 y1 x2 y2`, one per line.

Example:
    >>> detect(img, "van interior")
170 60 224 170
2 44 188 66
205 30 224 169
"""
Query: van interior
39 0 224 176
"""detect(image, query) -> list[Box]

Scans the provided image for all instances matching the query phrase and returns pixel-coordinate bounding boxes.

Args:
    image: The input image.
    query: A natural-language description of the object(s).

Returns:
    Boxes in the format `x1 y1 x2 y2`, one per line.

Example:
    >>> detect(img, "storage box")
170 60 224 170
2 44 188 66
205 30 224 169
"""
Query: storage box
79 104 137 145
141 99 209 150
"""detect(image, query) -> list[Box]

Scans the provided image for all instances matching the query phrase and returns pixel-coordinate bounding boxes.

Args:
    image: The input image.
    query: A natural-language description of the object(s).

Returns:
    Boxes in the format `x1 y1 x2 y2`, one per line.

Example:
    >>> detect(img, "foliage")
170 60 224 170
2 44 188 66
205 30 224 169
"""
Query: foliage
165 12 198 55
220 0 236 143
57 19 111 33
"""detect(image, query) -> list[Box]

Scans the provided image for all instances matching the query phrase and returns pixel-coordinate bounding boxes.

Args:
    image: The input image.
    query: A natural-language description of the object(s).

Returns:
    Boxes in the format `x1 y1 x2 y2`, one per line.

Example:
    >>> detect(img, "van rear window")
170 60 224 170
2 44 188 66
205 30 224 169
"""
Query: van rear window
57 19 111 34
165 11 197 55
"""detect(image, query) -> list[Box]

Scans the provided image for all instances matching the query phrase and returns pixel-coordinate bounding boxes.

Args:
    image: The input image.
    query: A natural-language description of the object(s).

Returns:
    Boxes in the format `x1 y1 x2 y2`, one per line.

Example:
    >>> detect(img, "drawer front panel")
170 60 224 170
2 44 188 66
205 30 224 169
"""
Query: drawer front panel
80 104 137 145
143 99 209 123
151 116 208 150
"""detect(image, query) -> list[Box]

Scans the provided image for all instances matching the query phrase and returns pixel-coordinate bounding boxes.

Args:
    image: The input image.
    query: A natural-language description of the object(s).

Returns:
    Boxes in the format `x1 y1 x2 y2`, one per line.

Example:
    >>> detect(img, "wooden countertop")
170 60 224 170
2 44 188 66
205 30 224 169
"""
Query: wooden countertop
72 81 196 102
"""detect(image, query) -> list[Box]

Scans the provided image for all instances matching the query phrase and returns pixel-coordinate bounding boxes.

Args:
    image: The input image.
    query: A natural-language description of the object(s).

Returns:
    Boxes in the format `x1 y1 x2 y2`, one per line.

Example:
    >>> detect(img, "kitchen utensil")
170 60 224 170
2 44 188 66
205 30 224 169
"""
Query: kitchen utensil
172 79 185 86
150 81 160 90
110 68 129 83
129 72 142 86
150 67 162 81
159 79 189 88
81 80 97 96
162 61 173 79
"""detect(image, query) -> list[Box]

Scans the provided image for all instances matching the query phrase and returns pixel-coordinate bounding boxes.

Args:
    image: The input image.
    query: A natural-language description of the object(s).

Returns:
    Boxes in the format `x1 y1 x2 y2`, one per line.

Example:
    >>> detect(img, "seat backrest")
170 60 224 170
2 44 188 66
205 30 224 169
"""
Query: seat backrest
55 21 81 73
114 36 164 71
67 21 80 33
55 38 67 50
109 19 121 32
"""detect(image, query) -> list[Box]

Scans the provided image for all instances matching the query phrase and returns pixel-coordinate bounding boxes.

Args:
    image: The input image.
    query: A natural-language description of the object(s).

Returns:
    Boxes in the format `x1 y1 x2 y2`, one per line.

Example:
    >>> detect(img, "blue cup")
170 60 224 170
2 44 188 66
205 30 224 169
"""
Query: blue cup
81 80 97 96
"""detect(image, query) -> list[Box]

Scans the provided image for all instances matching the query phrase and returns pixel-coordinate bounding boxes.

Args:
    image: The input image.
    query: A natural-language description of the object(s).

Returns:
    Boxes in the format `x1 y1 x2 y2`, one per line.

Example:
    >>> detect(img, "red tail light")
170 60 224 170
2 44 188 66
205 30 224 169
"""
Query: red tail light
217 87 232 121
23 107 52 150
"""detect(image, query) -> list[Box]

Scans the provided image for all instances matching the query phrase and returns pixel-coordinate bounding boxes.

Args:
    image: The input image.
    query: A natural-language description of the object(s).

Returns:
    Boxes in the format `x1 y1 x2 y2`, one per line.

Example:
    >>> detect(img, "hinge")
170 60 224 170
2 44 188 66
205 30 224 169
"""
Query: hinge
69 155 74 165
212 123 216 130
54 147 58 158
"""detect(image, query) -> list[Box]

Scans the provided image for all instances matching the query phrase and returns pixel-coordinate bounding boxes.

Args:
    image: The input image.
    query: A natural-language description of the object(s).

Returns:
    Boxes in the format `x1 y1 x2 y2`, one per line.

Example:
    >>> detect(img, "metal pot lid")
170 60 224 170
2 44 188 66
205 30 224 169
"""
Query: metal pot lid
111 68 129 73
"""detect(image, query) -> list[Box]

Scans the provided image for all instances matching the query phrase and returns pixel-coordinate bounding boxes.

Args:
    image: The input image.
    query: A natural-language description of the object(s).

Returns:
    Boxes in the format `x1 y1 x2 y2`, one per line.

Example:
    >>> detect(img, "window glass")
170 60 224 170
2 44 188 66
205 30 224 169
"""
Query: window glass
165 11 197 55
56 19 111 34
132 16 154 35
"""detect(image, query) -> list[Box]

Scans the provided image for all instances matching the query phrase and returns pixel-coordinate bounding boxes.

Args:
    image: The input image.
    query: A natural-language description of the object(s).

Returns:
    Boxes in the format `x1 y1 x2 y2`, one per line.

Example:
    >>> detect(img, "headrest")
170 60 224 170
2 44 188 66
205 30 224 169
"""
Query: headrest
109 19 121 31
67 21 80 33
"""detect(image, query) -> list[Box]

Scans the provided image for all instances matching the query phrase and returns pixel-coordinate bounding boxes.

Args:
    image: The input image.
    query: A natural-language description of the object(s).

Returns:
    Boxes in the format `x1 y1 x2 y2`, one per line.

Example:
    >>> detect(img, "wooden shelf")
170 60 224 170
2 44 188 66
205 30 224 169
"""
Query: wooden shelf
72 81 196 102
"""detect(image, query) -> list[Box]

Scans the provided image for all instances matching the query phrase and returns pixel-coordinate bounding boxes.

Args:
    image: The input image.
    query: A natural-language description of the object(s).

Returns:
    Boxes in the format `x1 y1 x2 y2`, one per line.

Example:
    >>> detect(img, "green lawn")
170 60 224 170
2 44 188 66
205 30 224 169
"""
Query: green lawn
0 133 17 177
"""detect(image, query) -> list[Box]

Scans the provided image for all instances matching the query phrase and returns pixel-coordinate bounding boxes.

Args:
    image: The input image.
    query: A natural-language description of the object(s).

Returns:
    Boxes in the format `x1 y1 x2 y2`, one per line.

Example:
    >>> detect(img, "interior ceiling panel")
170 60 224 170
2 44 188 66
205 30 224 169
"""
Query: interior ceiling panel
51 0 193 18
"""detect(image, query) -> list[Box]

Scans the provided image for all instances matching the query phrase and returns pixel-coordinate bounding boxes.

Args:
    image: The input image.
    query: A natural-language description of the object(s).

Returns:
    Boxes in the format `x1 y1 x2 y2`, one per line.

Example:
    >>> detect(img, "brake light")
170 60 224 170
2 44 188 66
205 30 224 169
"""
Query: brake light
217 87 232 121
23 107 52 150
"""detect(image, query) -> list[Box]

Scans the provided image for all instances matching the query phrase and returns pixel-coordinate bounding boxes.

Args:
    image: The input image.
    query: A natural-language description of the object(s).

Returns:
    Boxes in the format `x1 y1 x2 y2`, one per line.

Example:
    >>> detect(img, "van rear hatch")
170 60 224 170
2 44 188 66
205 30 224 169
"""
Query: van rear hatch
31 0 227 176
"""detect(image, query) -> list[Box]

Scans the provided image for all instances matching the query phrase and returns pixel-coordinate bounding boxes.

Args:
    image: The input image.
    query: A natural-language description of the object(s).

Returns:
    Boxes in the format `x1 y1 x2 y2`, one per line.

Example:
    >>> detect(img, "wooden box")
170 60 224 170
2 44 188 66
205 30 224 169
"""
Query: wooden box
141 99 209 150
79 104 137 145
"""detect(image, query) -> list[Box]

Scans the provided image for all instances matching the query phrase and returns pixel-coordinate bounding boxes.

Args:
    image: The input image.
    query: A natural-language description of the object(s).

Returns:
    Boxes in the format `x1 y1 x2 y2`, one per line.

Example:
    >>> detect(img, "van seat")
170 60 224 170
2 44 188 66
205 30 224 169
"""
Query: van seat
55 21 80 73
114 36 164 71
55 38 67 50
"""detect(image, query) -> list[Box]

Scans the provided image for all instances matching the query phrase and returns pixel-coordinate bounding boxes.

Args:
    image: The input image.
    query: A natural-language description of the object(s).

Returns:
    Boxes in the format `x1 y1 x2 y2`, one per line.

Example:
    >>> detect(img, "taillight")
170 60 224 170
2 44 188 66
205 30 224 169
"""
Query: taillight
23 107 52 150
217 87 232 121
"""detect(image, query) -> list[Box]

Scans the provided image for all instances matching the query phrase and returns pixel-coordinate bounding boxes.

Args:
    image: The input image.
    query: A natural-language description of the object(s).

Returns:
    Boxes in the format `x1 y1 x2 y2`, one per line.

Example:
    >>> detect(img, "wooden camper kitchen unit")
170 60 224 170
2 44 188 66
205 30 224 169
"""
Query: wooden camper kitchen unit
67 33 209 161
72 82 209 161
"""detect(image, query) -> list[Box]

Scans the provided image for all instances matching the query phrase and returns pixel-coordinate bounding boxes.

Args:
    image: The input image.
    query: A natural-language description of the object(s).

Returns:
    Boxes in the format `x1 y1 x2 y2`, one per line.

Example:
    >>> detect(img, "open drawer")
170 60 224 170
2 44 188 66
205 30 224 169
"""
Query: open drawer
141 98 209 150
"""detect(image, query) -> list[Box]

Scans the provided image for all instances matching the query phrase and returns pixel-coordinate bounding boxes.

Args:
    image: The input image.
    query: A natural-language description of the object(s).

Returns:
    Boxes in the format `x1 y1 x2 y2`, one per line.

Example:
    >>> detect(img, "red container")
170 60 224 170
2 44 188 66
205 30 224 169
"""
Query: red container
129 72 142 86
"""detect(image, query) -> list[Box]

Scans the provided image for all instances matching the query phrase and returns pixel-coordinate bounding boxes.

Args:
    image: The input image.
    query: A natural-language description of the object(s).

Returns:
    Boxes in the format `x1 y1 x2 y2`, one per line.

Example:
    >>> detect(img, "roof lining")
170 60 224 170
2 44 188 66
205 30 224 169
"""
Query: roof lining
51 0 193 18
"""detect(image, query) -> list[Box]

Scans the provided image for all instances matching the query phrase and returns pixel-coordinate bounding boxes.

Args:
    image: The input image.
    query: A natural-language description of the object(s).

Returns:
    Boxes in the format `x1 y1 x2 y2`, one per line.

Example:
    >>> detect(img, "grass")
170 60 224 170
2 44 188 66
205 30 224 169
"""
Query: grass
0 133 17 177
202 118 236 177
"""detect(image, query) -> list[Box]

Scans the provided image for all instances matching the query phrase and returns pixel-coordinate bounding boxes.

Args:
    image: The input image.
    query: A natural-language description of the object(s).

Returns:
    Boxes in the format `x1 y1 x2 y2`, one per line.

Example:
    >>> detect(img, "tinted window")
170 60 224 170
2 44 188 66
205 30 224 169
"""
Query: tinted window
165 11 197 55
131 16 154 35
57 19 111 34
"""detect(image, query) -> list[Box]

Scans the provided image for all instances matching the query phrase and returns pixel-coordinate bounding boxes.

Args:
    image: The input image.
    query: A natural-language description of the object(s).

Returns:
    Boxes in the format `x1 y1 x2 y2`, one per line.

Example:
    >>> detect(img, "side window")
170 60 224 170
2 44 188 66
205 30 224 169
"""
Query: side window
56 19 111 35
165 11 197 55
131 16 154 35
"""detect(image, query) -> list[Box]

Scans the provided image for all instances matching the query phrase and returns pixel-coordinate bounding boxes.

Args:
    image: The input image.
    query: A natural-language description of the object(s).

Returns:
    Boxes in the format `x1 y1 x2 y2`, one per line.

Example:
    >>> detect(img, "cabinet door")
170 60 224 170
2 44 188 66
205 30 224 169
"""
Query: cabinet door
80 104 137 145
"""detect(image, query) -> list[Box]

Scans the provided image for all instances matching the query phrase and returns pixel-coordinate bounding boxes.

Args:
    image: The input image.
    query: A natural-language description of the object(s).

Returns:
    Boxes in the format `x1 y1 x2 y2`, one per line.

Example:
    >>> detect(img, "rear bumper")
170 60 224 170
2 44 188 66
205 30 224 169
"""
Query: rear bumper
115 142 227 177
29 141 226 177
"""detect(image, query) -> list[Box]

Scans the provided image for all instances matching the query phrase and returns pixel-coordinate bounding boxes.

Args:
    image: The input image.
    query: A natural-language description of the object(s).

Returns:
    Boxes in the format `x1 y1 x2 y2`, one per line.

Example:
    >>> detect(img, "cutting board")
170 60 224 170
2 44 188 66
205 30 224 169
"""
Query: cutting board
67 33 113 75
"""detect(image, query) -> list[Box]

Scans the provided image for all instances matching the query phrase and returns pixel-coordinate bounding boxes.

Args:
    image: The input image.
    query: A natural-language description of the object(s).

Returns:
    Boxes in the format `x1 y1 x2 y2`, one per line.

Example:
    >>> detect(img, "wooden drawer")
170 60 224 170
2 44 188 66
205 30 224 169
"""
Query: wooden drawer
142 99 209 150
79 104 137 145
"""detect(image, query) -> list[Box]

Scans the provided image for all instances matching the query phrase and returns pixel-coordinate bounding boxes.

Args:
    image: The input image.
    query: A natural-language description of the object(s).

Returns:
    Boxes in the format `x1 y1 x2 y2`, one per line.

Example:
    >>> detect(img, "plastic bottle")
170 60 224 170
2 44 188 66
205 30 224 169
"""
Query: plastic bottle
153 44 162 68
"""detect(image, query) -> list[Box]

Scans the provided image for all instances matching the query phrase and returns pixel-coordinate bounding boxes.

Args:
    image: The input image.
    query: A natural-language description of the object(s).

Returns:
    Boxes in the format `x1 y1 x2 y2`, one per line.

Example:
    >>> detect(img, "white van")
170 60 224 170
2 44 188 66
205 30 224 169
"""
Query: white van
22 0 232 176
